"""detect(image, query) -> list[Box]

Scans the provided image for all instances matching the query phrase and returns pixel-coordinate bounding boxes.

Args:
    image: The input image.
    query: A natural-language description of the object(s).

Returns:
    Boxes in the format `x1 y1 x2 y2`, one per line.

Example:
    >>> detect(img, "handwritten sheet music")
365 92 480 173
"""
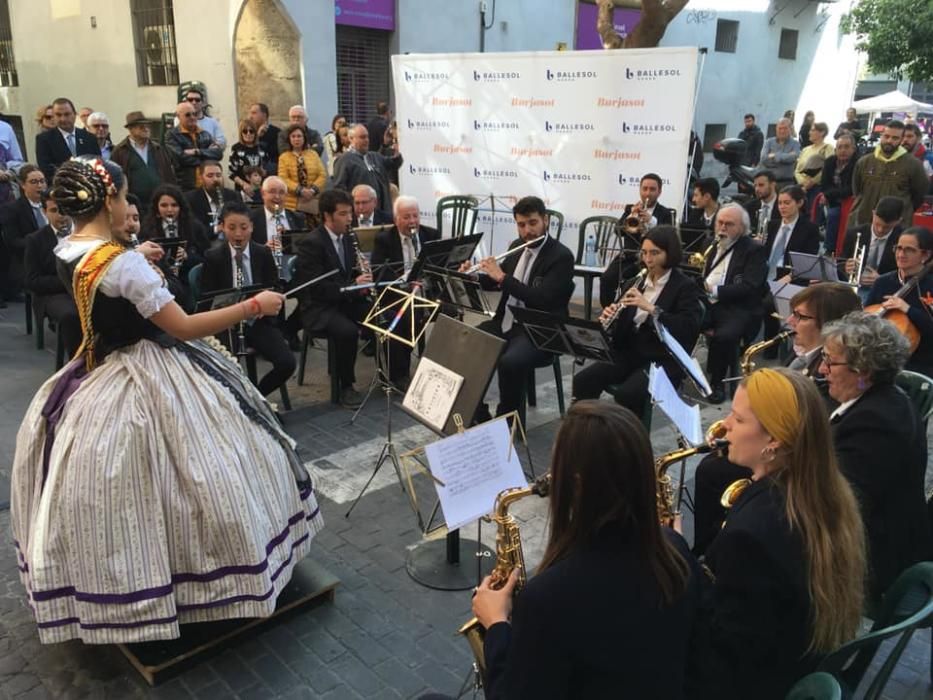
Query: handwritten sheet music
649 364 703 445
403 357 464 432
424 417 527 531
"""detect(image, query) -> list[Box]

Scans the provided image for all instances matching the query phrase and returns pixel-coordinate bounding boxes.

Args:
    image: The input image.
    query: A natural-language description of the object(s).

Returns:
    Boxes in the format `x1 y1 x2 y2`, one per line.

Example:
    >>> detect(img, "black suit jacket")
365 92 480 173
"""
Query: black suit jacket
702 235 768 315
36 127 101 181
820 154 859 208
689 477 816 700
480 236 575 325
259 124 281 173
837 224 899 280
185 188 238 237
0 196 42 257
369 224 440 282
611 268 703 385
201 240 279 294
248 206 305 247
763 217 821 275
832 383 933 601
351 209 393 228
24 225 68 296
294 225 366 331
619 202 675 229
484 526 699 700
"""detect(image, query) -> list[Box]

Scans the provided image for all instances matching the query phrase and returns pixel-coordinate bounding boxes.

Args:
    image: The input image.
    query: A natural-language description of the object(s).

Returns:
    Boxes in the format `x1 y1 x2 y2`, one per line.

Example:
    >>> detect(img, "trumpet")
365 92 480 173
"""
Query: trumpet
622 198 649 236
465 237 540 274
600 267 647 332
848 230 865 287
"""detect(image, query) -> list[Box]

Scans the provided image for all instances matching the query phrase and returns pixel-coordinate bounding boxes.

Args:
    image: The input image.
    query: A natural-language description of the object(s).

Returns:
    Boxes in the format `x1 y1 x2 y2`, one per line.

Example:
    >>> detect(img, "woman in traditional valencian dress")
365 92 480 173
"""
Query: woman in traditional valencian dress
11 157 323 644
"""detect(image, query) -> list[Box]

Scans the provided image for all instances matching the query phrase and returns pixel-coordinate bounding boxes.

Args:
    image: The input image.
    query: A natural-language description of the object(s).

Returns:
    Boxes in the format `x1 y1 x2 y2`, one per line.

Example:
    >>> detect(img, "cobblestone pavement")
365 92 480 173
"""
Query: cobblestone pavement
0 299 932 699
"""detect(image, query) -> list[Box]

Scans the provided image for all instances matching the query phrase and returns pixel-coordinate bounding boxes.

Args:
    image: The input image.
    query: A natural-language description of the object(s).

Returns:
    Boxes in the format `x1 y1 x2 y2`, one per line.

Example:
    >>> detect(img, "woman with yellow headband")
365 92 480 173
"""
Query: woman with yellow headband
688 368 865 699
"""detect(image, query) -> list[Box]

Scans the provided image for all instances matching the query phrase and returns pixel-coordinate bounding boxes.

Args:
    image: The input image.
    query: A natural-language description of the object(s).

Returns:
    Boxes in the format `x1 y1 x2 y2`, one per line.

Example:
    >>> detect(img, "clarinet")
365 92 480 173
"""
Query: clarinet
166 216 182 276
210 187 224 234
601 268 648 333
271 204 285 276
233 244 248 361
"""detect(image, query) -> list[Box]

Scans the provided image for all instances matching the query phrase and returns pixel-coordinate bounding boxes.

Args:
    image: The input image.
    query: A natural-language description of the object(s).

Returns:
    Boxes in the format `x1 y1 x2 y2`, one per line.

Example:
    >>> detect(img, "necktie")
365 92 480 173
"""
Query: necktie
501 249 534 333
33 206 47 229
66 132 76 156
336 237 346 270
769 224 791 276
868 239 883 270
403 235 415 272
234 251 245 286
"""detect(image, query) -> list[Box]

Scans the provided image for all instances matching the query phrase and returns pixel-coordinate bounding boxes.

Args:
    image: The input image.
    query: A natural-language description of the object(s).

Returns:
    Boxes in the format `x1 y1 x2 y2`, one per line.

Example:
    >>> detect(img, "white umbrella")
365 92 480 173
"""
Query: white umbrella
852 89 933 115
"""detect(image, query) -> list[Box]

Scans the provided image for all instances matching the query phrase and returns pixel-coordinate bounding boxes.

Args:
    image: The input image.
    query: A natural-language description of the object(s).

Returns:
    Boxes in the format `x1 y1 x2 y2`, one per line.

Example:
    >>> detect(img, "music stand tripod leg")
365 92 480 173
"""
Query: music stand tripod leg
349 333 391 424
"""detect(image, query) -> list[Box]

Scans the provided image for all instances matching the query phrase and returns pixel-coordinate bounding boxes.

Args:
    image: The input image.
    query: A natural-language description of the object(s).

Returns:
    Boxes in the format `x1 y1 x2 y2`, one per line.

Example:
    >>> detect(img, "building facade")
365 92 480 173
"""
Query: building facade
0 0 856 173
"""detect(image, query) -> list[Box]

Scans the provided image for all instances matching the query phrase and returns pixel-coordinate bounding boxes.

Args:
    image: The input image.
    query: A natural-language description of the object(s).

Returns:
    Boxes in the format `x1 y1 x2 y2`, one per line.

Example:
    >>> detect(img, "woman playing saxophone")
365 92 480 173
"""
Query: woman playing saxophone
468 401 700 699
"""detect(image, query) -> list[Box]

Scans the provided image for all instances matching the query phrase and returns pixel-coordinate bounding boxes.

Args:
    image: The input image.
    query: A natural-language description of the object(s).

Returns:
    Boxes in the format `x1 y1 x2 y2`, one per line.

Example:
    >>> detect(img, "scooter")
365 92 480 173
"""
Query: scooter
712 138 756 203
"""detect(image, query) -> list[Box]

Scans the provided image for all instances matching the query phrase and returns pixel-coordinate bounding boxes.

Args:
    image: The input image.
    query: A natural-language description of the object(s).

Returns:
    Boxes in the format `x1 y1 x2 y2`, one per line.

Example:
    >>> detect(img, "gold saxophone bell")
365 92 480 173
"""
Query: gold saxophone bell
720 478 752 509
655 425 730 527
740 329 796 376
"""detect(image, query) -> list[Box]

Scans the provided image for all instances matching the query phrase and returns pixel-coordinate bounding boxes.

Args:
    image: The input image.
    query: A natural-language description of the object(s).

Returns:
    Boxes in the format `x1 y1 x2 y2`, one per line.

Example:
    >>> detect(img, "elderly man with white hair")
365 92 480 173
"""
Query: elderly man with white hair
277 105 323 157
369 194 440 388
352 184 392 228
248 175 305 247
331 123 402 218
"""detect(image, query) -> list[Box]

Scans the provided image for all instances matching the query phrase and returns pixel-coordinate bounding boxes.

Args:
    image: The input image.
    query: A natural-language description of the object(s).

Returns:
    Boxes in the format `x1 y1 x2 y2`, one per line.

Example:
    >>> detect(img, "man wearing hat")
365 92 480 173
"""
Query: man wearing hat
111 111 177 213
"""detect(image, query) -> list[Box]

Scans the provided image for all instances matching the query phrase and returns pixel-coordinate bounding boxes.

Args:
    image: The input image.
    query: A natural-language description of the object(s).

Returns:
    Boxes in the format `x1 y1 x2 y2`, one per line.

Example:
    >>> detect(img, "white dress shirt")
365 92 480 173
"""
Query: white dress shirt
634 269 670 327
501 237 545 332
704 241 736 302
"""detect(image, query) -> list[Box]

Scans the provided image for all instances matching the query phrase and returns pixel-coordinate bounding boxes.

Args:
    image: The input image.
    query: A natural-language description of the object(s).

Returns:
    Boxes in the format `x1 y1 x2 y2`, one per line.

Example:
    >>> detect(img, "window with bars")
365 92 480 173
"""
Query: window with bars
0 0 17 87
714 19 739 53
703 123 726 152
130 0 179 87
778 28 798 60
336 25 390 126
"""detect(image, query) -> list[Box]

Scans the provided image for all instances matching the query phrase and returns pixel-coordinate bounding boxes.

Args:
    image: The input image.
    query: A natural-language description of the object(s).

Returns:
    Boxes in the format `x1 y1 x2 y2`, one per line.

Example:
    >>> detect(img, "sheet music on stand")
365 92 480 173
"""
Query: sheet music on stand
650 316 712 397
409 233 484 282
423 268 495 317
770 280 805 319
402 357 464 433
648 364 703 445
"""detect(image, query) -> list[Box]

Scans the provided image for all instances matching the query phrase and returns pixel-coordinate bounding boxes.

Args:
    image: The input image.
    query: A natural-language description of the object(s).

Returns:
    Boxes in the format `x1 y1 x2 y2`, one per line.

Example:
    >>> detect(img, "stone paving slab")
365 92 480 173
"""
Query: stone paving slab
1 302 933 698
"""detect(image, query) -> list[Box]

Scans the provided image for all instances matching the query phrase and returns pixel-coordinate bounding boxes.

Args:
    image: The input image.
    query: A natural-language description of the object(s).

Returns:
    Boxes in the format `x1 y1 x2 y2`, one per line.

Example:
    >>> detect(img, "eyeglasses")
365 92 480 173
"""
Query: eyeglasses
186 97 202 103
25 178 45 185
820 350 849 369
242 128 256 134
790 309 815 322
42 115 54 121
895 245 922 255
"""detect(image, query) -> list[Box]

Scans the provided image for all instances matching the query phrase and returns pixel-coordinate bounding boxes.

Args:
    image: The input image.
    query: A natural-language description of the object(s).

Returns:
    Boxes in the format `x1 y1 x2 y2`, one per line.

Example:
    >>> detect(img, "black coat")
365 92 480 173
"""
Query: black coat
23 225 67 296
820 154 859 208
0 196 43 256
763 217 821 276
369 224 440 282
201 240 279 294
618 202 676 230
351 209 393 228
744 197 781 236
294 225 367 331
35 127 100 181
259 123 281 173
836 224 899 280
185 188 239 237
610 268 703 385
248 206 305 247
689 477 816 700
832 383 933 601
480 236 575 324
484 527 700 700
702 235 768 316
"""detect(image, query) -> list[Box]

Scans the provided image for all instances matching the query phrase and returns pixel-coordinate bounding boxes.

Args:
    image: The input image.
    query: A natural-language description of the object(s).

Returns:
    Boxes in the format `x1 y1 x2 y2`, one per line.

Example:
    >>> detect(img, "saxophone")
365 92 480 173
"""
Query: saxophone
655 427 729 527
458 474 551 682
740 329 795 375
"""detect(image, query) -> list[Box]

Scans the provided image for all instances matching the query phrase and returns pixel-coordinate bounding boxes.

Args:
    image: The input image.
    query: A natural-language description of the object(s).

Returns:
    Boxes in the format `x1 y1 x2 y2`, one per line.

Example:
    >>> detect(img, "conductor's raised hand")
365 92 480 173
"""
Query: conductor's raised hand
252 290 285 317
472 568 519 628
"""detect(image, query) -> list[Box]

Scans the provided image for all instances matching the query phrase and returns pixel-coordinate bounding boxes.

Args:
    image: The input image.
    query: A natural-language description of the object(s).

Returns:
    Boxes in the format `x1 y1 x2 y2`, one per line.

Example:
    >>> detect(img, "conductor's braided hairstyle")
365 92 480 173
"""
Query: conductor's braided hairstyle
50 157 125 221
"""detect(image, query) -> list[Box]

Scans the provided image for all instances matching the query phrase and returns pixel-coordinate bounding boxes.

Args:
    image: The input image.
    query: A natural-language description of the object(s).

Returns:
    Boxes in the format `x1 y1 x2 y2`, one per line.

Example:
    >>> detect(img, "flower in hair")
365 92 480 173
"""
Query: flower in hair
77 190 88 201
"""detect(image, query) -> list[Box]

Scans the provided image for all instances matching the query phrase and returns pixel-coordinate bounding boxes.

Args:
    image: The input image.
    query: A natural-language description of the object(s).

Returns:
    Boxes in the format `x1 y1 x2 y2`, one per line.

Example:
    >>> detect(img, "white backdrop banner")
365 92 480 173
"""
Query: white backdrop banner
392 47 698 258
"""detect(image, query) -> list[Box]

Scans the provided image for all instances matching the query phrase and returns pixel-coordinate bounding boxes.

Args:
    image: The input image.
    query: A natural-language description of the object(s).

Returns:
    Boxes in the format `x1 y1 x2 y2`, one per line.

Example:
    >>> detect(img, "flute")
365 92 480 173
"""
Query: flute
465 237 540 274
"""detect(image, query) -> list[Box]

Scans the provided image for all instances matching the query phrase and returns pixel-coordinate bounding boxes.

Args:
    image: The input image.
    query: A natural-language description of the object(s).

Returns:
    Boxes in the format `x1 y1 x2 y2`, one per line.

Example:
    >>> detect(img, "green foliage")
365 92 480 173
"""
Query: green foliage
841 0 933 82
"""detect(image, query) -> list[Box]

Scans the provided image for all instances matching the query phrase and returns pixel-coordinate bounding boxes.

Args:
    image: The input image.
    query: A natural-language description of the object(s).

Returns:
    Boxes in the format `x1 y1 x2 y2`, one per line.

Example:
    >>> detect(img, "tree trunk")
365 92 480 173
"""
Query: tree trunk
597 0 690 49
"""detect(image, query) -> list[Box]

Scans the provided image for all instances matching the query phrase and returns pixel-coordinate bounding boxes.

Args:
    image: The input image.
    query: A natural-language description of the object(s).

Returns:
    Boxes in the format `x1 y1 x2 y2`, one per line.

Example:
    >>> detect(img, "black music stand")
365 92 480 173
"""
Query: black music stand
196 283 269 372
510 306 616 363
423 268 495 318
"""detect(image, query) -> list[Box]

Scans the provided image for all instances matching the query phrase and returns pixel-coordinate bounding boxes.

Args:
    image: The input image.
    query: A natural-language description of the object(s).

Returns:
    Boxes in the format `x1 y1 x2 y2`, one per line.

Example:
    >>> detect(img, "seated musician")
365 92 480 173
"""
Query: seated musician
352 184 392 228
692 282 861 555
201 201 295 398
820 312 932 605
699 204 768 404
184 160 237 239
572 226 703 413
458 196 574 420
294 188 372 408
865 226 933 377
837 196 902 300
369 195 439 389
470 401 700 698
760 185 821 349
683 177 720 251
688 369 865 699
617 173 677 263
23 191 81 357
743 170 780 241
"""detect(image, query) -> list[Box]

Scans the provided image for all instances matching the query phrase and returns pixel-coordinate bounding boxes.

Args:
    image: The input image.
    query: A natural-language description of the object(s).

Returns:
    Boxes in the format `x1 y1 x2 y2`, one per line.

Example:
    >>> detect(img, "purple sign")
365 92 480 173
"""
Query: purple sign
575 3 641 50
335 0 396 31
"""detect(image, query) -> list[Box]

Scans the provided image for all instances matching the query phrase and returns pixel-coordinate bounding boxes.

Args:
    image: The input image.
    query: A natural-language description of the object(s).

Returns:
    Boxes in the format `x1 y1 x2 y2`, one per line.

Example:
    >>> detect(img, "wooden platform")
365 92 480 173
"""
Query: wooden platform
117 559 339 686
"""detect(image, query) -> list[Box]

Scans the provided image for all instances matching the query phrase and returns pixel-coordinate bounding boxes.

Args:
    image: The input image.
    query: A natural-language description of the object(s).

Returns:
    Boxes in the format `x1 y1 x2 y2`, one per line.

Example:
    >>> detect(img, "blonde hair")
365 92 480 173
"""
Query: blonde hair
745 368 866 652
